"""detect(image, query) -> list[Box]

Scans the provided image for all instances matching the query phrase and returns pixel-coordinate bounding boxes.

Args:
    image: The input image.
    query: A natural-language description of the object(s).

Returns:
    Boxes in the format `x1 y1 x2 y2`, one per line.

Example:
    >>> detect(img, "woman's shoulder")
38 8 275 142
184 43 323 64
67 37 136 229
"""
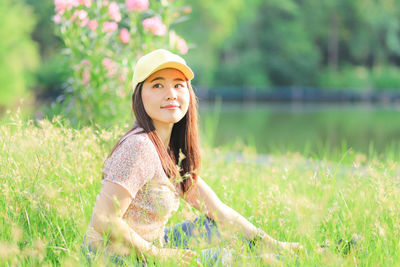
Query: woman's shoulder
118 128 154 153
105 128 158 169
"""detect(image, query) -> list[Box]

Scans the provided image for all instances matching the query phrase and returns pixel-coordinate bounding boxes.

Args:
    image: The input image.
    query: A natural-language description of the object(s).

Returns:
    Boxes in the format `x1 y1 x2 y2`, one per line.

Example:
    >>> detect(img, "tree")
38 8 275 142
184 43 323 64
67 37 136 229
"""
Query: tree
0 0 39 109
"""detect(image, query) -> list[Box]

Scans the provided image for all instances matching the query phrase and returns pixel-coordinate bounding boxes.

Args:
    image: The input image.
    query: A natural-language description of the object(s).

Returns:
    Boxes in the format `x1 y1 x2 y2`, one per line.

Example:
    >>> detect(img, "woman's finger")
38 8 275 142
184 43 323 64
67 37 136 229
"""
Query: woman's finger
290 242 304 253
280 241 304 254
184 250 198 257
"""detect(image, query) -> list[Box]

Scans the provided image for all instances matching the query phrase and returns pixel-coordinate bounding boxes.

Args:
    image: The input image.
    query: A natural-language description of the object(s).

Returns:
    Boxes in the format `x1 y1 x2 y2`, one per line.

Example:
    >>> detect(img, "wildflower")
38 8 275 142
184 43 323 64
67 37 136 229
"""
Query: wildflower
78 10 89 26
53 14 62 24
102 58 114 68
142 17 167 36
103 21 118 33
54 0 79 14
78 0 91 7
80 59 91 67
119 28 130 43
178 150 186 164
71 10 88 27
117 88 126 98
82 69 90 85
88 19 98 31
102 58 117 77
176 37 188 54
182 6 192 14
118 74 126 83
170 31 188 54
108 2 121 22
126 0 149 11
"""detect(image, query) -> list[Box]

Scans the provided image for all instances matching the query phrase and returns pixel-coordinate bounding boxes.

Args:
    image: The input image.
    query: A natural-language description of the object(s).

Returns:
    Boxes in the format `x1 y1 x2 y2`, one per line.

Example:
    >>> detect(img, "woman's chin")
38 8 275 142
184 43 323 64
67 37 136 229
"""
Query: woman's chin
156 116 184 125
162 114 185 124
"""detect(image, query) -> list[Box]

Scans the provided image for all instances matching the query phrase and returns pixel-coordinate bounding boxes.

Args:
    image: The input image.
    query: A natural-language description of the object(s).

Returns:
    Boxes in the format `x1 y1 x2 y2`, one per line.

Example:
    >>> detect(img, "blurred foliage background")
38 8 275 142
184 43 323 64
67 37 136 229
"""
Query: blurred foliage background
176 0 400 90
0 0 40 110
1 0 400 115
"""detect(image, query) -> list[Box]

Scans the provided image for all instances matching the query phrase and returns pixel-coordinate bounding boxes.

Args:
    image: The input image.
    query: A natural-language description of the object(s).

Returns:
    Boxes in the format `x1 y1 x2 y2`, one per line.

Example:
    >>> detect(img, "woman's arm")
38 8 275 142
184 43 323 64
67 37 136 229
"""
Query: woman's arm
184 177 259 239
91 180 158 257
183 177 300 251
91 181 201 265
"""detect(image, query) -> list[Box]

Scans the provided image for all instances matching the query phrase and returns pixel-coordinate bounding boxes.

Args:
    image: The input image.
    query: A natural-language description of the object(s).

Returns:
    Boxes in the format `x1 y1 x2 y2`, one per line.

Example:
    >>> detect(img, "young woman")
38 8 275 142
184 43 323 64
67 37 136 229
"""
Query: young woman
82 49 302 266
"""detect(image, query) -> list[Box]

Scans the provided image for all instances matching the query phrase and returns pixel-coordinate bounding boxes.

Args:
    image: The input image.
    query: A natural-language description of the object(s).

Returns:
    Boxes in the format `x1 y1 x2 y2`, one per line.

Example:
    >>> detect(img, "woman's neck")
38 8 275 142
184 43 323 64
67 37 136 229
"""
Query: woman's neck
152 120 173 150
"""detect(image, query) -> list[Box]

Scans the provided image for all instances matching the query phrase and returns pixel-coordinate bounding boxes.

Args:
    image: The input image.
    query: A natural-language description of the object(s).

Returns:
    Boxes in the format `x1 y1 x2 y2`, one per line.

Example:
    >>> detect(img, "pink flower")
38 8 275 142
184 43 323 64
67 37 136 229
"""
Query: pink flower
117 88 126 98
118 74 126 83
71 10 88 27
177 38 188 54
78 10 87 19
82 69 90 85
78 0 91 7
54 0 79 14
126 0 149 11
53 14 62 24
80 59 91 67
103 0 109 6
88 19 98 31
183 6 192 14
142 17 167 36
103 21 118 33
54 0 66 13
108 2 121 22
78 10 88 26
119 28 130 43
102 58 114 68
102 58 117 77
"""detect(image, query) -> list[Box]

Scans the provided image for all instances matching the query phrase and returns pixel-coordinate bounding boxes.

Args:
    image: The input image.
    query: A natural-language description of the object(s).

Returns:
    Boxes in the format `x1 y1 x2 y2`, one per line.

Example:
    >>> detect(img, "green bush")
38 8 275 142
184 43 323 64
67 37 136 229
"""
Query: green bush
317 66 373 92
35 54 70 99
371 65 400 91
318 65 400 92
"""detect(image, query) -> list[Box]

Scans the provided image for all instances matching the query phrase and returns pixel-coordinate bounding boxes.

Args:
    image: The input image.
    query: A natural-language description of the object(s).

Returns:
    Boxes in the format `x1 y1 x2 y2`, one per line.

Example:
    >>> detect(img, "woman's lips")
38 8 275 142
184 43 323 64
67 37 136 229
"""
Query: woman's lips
161 105 180 110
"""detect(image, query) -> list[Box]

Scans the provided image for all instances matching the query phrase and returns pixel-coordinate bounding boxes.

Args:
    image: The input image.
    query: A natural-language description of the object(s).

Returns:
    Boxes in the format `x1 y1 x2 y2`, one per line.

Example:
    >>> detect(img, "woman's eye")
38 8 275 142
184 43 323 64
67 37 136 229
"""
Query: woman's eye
153 83 163 89
175 83 185 88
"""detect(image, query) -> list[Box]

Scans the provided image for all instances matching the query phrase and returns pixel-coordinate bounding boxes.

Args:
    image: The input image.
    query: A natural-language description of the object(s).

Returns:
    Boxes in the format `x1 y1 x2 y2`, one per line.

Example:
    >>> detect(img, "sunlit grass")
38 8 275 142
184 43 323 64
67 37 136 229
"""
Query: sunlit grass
1 111 400 266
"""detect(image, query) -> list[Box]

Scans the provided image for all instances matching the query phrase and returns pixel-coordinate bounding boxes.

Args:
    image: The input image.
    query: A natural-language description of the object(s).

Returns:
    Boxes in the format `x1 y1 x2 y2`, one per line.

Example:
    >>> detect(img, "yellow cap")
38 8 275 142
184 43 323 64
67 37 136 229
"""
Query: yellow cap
131 49 194 91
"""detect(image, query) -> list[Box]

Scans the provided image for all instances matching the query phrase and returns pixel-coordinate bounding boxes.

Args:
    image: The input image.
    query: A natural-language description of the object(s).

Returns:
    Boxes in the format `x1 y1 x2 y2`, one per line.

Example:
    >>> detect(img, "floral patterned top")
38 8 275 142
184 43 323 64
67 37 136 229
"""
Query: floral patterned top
85 126 182 247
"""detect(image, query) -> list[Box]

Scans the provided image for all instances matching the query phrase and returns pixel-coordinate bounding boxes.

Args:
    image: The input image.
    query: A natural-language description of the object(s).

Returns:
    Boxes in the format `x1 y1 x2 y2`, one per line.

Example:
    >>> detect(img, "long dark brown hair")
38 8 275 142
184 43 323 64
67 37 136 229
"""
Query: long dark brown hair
102 79 201 193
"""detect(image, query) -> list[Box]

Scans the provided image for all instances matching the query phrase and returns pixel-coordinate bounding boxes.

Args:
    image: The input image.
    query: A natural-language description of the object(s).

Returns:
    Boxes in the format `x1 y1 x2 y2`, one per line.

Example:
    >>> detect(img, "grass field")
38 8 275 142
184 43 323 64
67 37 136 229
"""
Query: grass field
1 111 400 266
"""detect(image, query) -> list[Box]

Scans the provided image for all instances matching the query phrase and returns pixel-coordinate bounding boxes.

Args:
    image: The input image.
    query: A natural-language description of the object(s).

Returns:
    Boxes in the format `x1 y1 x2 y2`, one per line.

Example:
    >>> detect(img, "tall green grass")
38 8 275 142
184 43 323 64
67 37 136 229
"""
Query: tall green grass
1 111 400 266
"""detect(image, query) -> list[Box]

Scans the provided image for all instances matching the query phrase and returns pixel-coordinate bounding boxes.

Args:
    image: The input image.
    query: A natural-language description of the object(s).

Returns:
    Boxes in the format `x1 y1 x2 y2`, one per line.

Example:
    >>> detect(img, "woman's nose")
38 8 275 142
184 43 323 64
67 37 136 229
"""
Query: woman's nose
165 85 177 100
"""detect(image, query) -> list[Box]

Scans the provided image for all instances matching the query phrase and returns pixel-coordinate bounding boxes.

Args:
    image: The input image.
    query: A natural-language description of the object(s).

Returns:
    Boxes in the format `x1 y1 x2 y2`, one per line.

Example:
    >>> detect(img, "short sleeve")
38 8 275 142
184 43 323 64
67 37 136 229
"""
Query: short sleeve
102 134 156 198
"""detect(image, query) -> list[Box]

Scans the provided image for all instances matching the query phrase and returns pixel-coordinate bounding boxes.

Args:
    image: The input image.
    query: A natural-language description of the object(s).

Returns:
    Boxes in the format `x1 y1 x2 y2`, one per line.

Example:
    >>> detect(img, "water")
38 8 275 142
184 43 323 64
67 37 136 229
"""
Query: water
199 101 400 156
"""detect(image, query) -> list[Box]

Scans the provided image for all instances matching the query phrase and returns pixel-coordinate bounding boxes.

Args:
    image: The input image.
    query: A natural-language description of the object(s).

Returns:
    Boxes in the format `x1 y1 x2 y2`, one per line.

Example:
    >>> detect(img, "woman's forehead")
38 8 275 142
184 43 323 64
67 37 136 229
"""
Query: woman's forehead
146 68 186 81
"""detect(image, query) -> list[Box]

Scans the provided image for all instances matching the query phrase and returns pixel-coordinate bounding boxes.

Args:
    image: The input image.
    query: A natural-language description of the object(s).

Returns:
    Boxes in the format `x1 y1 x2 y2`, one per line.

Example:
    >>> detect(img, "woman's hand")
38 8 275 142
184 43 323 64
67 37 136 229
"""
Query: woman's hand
154 248 203 267
255 230 304 255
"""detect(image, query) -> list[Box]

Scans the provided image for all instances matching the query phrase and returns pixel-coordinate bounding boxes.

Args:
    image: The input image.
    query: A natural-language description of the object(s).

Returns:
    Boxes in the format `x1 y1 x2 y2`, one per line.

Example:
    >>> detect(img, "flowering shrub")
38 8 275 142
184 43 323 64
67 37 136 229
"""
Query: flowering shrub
52 0 191 127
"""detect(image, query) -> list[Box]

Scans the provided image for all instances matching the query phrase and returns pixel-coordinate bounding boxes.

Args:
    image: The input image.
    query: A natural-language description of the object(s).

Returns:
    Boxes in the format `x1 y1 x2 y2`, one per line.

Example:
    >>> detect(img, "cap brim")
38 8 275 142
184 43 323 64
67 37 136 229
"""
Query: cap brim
147 62 194 82
132 61 195 92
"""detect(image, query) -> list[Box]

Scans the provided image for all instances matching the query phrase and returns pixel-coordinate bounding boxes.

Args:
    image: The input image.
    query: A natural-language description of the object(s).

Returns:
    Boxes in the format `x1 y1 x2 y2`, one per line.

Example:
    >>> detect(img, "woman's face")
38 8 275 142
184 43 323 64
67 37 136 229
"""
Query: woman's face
141 68 190 127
